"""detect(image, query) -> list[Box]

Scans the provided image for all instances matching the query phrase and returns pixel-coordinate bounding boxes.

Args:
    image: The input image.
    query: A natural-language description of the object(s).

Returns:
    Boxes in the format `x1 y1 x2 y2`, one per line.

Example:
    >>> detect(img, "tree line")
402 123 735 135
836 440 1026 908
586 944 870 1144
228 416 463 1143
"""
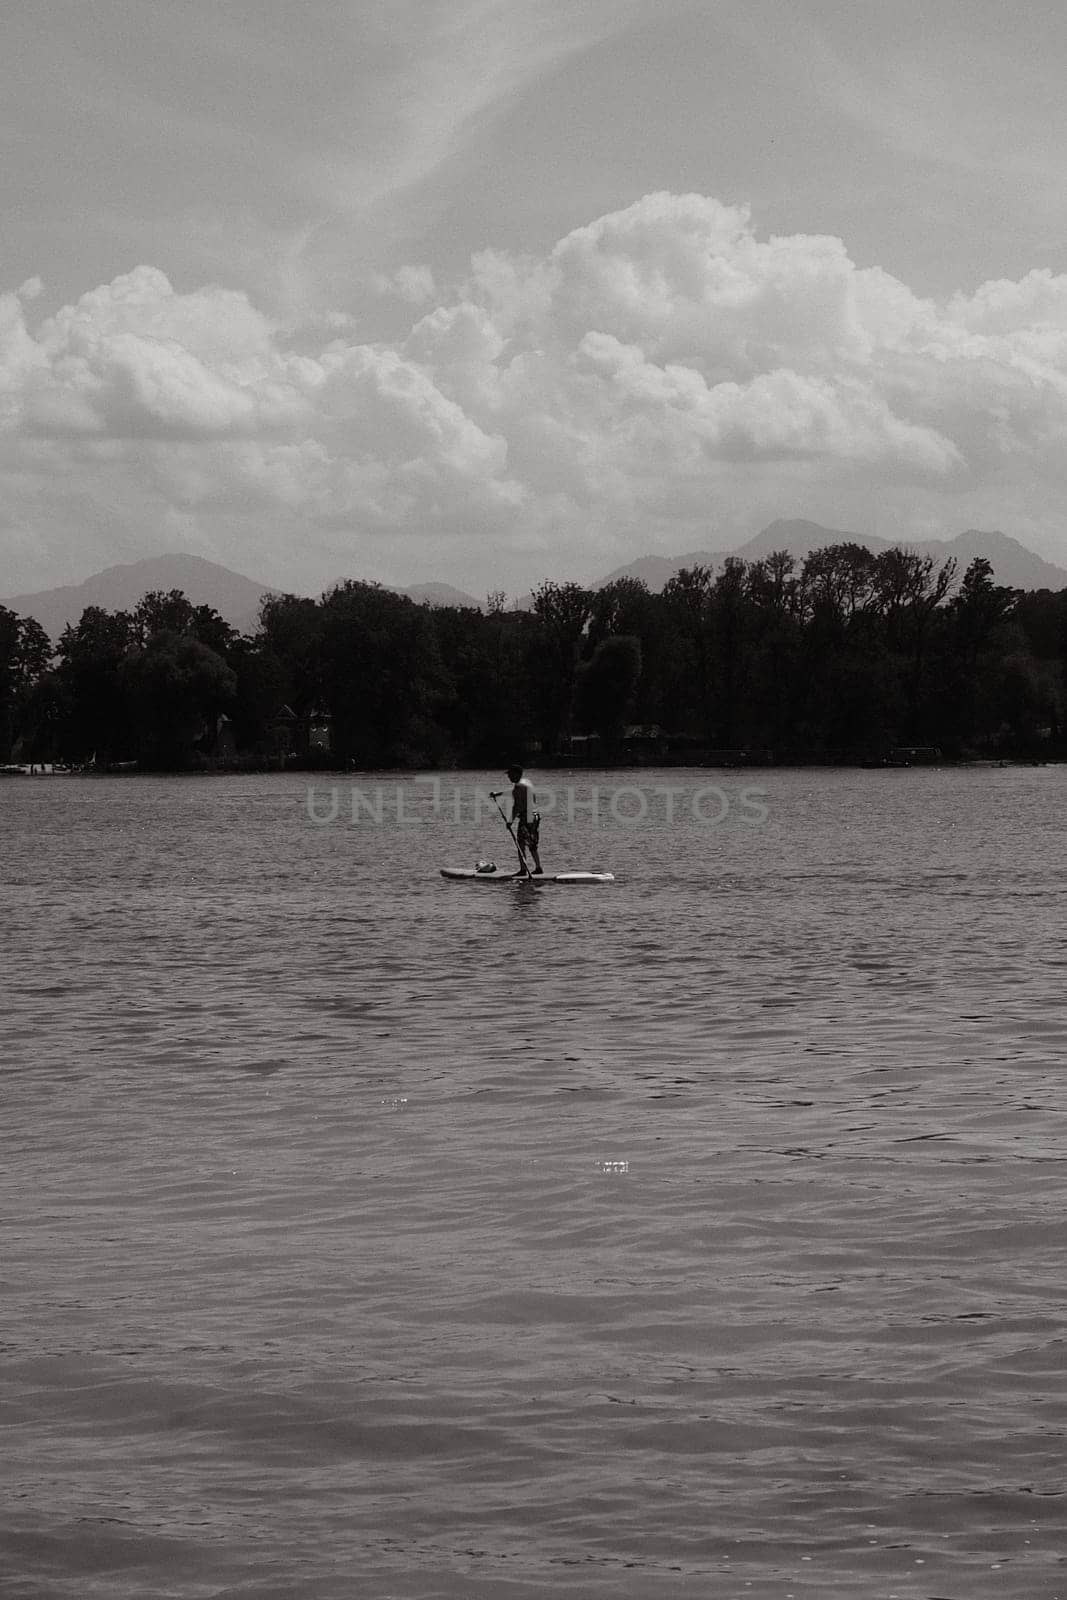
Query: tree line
2 544 1065 770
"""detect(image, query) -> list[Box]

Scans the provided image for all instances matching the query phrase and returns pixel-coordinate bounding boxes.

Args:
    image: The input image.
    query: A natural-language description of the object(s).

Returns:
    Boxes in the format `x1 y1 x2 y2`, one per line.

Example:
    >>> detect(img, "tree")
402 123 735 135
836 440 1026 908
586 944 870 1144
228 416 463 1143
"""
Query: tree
528 580 593 751
995 652 1055 752
872 549 957 642
1012 588 1067 748
257 594 325 746
800 543 879 628
319 581 449 765
191 604 237 658
430 604 533 763
15 617 52 683
56 607 137 763
1013 588 1067 662
707 558 753 746
124 633 237 767
575 635 642 748
133 589 196 644
588 578 654 645
747 550 799 617
940 558 1023 749
227 638 288 754
660 566 714 737
950 558 1019 662
8 545 1055 770
5 617 57 760
869 549 957 740
0 606 21 758
18 672 66 763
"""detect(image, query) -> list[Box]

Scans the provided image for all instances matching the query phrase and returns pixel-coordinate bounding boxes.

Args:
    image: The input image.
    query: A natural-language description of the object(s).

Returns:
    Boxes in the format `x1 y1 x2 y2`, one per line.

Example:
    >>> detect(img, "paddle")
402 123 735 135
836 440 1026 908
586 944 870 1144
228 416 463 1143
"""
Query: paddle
489 790 532 878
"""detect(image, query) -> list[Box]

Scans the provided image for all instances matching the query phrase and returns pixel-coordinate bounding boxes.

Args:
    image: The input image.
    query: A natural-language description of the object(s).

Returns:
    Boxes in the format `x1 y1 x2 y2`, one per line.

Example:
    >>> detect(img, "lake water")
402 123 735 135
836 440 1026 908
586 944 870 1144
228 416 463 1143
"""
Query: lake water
2 767 1065 1599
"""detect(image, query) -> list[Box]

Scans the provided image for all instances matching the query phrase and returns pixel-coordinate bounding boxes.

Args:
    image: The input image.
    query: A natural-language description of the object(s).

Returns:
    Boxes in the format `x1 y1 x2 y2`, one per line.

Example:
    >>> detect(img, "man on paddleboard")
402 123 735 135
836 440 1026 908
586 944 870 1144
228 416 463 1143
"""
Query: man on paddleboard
506 764 542 874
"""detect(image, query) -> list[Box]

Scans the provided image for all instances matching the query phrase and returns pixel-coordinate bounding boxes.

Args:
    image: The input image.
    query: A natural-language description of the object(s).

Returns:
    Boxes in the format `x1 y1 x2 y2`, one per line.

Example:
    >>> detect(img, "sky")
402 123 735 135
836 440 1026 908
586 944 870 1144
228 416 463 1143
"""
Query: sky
3 0 1067 598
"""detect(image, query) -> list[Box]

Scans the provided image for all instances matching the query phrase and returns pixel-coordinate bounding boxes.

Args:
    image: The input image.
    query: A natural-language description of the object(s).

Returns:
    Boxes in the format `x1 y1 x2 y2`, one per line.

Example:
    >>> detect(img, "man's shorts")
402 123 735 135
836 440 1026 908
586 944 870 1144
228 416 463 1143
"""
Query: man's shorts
517 812 540 848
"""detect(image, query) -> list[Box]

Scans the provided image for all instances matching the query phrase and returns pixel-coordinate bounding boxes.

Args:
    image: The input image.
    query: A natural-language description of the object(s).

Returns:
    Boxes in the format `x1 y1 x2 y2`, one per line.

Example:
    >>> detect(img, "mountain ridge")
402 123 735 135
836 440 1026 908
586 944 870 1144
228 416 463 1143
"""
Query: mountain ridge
1 558 485 640
5 521 1065 639
1 555 275 642
594 520 1067 593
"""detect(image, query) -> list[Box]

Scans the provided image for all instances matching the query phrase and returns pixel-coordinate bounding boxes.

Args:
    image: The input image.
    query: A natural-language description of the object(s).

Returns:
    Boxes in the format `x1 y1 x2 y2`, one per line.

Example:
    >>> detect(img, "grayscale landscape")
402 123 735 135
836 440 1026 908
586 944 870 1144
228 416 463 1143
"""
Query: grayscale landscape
3 5 1066 1599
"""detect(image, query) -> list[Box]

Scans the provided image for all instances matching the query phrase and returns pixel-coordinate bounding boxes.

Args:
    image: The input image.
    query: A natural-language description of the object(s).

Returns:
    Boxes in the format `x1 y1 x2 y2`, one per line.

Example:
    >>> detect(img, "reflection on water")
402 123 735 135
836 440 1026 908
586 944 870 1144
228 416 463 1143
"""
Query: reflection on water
2 768 1066 1599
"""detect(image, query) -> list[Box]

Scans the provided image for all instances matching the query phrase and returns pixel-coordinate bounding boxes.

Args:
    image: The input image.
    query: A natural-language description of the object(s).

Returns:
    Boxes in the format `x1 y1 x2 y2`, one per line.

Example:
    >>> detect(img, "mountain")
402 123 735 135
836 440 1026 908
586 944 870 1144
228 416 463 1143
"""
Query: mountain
594 520 1067 593
737 520 1067 589
6 522 1064 640
2 558 487 640
324 578 483 608
736 518 886 561
929 529 1067 590
398 582 482 608
1 554 278 640
593 550 726 590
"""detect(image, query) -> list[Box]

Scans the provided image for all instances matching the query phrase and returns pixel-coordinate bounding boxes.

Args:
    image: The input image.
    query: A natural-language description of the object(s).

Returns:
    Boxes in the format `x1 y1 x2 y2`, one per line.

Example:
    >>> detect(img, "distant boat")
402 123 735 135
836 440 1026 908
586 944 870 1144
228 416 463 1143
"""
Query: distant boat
0 762 74 777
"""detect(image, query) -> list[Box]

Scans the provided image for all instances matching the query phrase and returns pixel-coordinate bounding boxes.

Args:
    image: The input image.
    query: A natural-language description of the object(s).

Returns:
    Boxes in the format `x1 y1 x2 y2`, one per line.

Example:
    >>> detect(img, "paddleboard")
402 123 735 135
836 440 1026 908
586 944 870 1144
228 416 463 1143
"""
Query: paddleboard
440 867 614 884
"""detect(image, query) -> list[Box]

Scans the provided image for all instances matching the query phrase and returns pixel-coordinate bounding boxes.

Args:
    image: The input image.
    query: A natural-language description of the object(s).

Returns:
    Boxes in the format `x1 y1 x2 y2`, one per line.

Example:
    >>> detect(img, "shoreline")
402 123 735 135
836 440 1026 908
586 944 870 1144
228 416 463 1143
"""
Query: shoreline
2 756 1059 779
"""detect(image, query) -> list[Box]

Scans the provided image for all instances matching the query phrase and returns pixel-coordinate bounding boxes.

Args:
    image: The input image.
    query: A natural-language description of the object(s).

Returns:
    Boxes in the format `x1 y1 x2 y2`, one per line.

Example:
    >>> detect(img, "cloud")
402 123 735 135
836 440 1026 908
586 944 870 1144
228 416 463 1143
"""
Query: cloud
298 0 654 215
3 193 1067 591
373 265 438 305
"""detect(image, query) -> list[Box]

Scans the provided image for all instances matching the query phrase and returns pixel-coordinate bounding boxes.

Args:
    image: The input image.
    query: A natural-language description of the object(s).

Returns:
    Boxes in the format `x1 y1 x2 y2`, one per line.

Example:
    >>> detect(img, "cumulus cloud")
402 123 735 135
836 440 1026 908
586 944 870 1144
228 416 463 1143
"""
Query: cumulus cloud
3 194 1067 591
373 265 438 305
